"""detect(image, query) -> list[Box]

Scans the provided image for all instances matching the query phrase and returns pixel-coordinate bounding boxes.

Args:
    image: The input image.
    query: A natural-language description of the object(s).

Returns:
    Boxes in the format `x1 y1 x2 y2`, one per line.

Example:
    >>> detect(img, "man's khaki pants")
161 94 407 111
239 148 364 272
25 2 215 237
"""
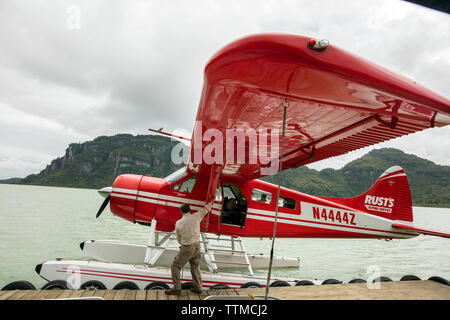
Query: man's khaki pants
171 242 202 291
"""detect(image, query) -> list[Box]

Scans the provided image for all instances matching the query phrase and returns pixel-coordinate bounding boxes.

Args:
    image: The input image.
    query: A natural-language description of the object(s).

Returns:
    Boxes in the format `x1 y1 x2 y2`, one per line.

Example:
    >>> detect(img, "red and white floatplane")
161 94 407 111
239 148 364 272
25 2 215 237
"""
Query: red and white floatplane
36 34 450 290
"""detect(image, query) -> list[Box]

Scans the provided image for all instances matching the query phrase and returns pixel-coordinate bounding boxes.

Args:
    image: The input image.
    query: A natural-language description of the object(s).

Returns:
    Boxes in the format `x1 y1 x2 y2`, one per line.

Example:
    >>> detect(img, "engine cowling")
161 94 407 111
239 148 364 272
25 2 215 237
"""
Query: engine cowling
110 174 165 223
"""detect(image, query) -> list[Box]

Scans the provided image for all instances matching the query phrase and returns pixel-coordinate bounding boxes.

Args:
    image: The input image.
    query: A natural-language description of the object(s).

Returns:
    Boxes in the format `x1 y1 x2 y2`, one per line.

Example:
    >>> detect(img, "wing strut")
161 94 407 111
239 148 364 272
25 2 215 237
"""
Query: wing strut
264 99 288 299
200 164 222 232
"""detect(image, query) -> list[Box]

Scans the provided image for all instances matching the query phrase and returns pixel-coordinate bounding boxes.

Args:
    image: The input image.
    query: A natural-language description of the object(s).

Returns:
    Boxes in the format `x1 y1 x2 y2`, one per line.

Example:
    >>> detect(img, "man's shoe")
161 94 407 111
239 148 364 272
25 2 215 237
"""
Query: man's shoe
189 287 204 294
165 289 181 295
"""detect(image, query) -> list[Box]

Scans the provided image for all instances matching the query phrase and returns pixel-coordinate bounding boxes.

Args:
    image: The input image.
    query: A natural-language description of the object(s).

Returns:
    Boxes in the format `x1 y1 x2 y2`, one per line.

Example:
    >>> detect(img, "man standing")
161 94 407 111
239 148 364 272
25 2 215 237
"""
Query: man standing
165 200 214 295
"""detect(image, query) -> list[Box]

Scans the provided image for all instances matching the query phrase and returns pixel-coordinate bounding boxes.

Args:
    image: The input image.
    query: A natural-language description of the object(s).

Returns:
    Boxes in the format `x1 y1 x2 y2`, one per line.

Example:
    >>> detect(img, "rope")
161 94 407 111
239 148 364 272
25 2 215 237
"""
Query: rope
264 99 288 300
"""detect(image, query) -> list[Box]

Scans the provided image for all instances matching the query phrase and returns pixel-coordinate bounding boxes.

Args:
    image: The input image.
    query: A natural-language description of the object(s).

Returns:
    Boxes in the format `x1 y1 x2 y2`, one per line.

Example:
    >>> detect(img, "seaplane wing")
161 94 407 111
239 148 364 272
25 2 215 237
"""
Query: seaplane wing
187 34 450 183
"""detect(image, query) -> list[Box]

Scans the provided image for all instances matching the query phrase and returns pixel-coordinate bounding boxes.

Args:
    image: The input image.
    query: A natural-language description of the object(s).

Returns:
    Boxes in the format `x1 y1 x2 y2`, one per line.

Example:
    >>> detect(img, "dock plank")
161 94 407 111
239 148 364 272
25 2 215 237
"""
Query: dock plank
85 289 106 299
223 289 235 295
0 291 10 299
186 291 202 300
229 289 240 295
56 289 77 299
146 289 159 300
0 290 19 300
68 290 85 298
199 289 215 299
80 290 97 297
208 288 230 296
2 281 449 300
6 290 31 300
178 290 188 300
15 290 41 300
124 289 137 300
166 291 179 300
31 290 51 300
102 290 117 300
113 289 127 300
43 290 66 300
135 290 147 300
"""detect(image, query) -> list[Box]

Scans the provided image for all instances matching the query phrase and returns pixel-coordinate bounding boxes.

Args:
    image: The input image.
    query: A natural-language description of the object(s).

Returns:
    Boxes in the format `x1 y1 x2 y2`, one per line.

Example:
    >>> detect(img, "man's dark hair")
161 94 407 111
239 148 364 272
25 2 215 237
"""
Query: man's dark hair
180 204 190 214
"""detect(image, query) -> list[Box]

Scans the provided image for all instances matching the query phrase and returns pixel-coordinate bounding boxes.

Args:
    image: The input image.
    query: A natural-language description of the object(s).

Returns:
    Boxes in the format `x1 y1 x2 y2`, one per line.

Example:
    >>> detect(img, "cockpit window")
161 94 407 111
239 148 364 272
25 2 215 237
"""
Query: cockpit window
164 167 187 184
177 177 197 193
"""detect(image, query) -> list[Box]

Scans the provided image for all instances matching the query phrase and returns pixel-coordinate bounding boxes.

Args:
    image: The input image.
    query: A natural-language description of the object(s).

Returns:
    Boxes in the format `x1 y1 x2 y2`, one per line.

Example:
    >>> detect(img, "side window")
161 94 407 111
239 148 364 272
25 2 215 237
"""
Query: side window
251 188 272 204
215 186 222 202
278 196 296 210
177 178 197 193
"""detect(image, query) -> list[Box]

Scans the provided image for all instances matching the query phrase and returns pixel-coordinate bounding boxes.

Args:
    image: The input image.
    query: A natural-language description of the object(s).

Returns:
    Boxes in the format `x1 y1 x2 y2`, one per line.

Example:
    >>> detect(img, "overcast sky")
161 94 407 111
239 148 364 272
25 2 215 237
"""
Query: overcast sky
0 0 449 179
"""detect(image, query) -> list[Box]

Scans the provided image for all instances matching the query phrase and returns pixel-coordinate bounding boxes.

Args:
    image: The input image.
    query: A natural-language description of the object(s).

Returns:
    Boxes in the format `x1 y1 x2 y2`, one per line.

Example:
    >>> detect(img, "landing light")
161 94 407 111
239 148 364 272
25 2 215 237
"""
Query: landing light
307 38 329 51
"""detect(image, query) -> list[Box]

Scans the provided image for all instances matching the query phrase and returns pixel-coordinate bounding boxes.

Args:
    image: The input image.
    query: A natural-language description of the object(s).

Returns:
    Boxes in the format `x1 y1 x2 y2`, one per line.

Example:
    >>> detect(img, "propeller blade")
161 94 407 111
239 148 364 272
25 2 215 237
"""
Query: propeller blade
96 195 110 218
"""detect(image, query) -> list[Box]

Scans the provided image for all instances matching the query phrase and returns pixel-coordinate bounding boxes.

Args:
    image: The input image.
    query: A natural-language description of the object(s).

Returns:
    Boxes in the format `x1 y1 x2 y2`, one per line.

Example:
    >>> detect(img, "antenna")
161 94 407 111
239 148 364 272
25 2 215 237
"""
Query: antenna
148 128 191 141
112 152 121 184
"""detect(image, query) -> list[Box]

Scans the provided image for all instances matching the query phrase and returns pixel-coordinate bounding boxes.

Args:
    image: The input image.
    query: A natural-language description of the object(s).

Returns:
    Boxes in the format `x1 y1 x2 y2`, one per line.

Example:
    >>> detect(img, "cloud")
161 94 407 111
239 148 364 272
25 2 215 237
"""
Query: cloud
0 0 448 179
0 101 89 179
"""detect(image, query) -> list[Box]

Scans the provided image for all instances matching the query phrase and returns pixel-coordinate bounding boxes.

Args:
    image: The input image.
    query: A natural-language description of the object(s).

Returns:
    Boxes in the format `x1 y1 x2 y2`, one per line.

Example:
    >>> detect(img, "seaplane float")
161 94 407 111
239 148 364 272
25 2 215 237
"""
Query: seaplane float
31 34 450 291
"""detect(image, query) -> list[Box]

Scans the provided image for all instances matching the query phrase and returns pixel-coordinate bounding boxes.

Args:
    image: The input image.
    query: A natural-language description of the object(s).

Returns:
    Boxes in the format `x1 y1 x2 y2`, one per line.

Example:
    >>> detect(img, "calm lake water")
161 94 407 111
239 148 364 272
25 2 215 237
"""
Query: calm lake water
0 183 449 289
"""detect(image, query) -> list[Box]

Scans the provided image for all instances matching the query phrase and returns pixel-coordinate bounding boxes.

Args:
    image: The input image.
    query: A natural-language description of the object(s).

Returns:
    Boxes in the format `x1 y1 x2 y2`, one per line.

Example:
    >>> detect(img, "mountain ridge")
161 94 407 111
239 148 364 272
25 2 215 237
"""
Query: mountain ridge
1 134 449 207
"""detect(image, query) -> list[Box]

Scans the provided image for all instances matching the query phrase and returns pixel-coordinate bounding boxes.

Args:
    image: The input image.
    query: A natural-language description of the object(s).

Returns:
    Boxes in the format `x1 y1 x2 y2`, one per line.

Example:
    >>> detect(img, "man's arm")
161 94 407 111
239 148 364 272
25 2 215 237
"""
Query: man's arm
195 200 214 220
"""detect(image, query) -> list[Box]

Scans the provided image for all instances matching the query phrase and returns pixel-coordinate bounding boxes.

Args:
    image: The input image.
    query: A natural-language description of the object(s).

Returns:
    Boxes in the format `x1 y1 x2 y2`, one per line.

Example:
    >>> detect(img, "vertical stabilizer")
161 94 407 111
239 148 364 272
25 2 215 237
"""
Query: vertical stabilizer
326 166 414 223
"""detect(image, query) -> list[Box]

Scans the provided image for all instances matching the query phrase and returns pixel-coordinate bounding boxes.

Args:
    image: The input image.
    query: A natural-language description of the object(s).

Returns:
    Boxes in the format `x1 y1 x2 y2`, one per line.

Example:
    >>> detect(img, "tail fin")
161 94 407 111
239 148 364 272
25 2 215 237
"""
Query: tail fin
361 166 413 222
331 166 413 222
323 166 450 238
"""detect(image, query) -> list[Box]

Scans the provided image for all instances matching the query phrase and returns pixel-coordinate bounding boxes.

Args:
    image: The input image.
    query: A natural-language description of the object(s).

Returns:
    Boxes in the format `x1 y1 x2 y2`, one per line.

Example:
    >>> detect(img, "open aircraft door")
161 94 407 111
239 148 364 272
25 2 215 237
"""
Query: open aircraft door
220 183 248 230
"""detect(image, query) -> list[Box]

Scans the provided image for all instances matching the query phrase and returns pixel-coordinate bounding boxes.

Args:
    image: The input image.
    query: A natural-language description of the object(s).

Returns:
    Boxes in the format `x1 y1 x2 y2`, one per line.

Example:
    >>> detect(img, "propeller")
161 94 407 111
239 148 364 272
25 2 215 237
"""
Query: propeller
96 186 112 219
96 152 120 219
96 194 111 218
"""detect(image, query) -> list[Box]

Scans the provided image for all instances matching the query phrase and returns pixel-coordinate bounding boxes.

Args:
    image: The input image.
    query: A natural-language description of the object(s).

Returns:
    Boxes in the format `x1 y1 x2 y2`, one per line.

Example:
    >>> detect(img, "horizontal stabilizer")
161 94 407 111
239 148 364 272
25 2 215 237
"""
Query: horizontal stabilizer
392 224 450 239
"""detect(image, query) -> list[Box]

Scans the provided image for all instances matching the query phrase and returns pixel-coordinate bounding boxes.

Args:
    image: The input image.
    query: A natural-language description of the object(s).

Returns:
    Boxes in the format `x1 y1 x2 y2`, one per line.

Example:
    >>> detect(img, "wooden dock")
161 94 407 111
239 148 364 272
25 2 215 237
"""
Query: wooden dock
1 280 449 300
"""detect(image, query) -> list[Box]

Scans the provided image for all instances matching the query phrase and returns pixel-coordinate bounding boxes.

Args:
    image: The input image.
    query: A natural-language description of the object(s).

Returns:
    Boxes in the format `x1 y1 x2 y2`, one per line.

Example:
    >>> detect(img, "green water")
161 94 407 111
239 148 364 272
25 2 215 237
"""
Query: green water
0 184 449 289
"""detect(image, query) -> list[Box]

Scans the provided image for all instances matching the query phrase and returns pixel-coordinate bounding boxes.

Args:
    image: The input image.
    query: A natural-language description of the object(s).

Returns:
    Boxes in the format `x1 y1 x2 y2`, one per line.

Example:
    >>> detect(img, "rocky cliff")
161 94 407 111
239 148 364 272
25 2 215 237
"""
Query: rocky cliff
19 134 184 189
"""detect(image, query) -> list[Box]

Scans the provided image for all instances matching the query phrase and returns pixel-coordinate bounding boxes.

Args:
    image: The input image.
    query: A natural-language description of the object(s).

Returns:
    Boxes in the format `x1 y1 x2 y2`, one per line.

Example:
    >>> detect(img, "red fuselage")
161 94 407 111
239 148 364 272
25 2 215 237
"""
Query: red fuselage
109 168 416 240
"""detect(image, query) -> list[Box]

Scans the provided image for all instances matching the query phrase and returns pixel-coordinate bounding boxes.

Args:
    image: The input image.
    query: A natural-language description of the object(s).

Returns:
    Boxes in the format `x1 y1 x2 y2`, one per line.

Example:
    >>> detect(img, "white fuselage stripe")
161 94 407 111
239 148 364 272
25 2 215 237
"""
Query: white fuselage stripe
245 214 404 237
111 189 414 238
112 188 206 206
